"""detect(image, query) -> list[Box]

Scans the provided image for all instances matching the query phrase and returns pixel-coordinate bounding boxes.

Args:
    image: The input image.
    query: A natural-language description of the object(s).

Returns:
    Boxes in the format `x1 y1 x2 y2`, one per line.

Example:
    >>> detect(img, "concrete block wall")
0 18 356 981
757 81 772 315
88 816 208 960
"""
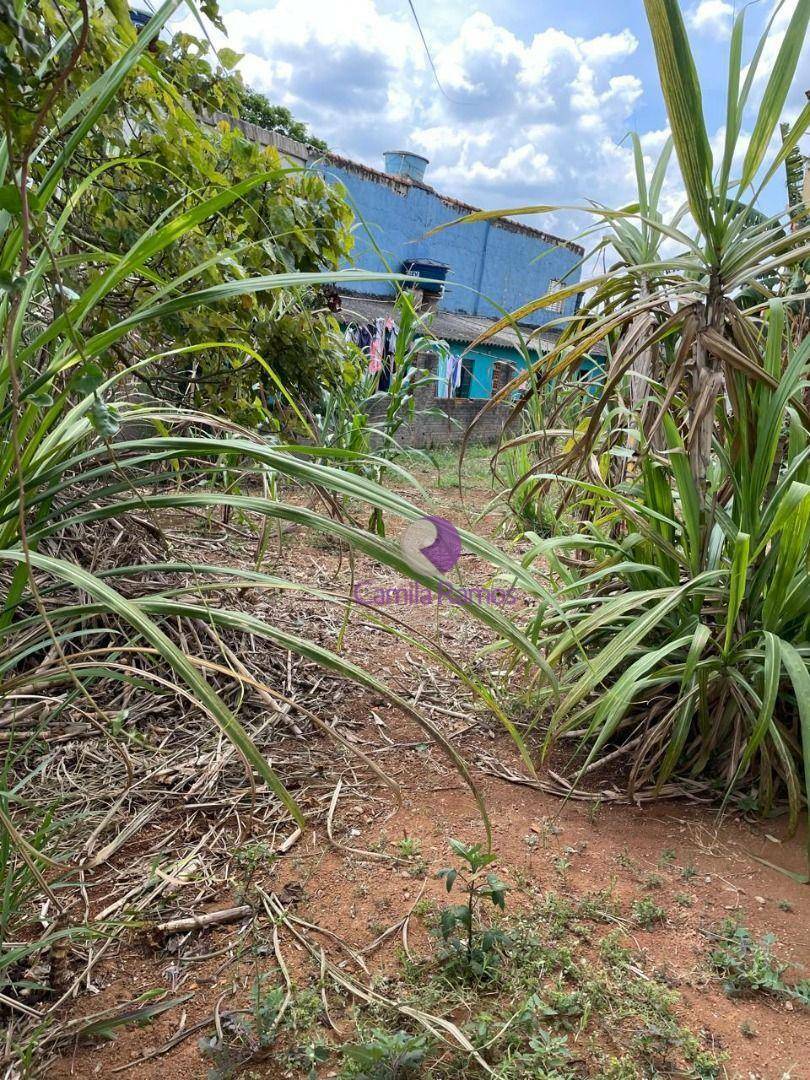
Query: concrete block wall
201 111 311 166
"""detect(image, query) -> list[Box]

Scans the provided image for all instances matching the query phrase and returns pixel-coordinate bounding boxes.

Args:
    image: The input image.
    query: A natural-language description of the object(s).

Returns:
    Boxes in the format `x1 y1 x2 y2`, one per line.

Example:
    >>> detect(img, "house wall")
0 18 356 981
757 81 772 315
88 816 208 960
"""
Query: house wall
313 157 581 329
392 347 518 449
207 116 591 444
459 344 603 401
207 115 583 352
463 344 530 399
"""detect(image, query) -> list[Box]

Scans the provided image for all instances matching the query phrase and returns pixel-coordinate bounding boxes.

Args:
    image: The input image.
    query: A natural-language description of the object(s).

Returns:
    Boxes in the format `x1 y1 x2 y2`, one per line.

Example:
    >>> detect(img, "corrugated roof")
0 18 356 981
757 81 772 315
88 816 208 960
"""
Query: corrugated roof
433 309 557 352
337 293 607 356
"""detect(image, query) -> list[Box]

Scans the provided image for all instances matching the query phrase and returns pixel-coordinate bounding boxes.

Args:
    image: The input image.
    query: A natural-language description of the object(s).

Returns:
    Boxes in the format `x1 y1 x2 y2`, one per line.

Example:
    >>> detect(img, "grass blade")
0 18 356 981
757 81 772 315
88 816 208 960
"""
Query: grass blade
741 0 810 190
643 0 713 239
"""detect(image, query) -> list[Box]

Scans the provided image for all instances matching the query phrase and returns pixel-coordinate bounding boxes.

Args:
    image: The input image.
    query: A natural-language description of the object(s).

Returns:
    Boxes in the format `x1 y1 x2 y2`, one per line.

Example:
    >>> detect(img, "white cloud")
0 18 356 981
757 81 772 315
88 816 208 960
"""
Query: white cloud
580 29 639 64
750 0 810 122
687 1 734 39
173 2 668 256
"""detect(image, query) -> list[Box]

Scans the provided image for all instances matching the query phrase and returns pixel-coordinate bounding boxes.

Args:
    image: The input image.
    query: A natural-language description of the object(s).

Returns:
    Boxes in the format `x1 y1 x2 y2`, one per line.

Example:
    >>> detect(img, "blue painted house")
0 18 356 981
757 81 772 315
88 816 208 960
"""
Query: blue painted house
205 112 599 404
310 149 590 401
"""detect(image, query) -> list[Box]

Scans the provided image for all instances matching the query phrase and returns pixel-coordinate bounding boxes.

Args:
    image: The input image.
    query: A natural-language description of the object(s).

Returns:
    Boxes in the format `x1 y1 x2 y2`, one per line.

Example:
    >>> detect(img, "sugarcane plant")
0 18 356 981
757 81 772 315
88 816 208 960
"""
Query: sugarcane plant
309 287 449 534
445 0 810 856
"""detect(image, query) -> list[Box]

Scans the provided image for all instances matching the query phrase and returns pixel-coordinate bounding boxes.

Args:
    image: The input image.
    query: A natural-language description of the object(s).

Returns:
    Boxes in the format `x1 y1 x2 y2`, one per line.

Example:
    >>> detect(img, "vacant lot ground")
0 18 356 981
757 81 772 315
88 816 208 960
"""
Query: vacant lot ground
36 449 810 1079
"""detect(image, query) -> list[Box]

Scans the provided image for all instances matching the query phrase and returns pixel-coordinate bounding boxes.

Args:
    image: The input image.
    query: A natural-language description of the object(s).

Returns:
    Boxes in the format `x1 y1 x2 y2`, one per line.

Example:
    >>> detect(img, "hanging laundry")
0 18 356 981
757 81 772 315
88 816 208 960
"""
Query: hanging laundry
368 334 383 374
372 319 384 357
447 353 464 392
383 317 397 359
436 354 450 397
344 316 400 389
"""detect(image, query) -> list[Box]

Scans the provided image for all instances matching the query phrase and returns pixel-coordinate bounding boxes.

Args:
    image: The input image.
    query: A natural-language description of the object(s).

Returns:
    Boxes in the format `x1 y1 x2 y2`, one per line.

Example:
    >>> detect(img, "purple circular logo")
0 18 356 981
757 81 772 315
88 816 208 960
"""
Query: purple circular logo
400 515 461 576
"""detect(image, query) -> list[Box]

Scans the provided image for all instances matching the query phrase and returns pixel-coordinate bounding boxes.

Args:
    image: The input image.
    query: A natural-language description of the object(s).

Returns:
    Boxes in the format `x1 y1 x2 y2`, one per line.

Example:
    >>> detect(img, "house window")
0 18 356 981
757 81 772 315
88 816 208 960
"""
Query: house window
547 279 565 313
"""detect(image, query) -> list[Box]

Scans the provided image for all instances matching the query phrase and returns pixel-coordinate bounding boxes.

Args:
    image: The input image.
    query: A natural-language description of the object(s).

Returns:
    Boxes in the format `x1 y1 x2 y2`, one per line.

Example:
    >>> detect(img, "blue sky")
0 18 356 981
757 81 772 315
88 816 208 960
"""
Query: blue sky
181 1 808 247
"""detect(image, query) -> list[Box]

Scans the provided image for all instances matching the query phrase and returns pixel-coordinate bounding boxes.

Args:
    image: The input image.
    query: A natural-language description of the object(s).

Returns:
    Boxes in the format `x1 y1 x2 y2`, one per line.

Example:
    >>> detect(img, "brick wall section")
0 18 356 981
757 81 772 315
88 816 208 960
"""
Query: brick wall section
492 360 517 395
404 396 515 448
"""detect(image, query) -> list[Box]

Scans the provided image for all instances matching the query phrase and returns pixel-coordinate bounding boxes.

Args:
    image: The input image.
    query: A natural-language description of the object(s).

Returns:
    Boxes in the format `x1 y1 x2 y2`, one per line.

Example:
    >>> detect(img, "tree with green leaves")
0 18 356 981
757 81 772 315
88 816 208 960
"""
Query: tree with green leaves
234 85 328 153
29 8 353 424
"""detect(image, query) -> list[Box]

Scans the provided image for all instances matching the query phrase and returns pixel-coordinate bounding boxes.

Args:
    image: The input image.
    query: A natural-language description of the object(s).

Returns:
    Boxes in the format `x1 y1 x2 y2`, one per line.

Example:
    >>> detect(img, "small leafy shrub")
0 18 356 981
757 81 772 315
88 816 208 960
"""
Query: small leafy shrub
340 1029 428 1079
199 981 324 1077
632 1023 720 1080
232 840 277 903
601 1057 638 1079
631 898 667 928
575 888 621 924
502 1026 572 1077
396 835 427 876
199 977 285 1077
436 839 509 982
457 992 573 1079
544 985 590 1031
708 919 810 1004
397 836 421 859
688 1050 724 1080
599 930 633 967
553 855 571 879
291 1042 331 1078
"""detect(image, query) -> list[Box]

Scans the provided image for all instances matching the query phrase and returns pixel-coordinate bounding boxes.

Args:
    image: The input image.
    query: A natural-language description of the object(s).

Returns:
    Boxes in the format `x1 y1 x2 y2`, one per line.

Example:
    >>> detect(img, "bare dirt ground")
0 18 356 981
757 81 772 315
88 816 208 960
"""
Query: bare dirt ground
43 458 809 1079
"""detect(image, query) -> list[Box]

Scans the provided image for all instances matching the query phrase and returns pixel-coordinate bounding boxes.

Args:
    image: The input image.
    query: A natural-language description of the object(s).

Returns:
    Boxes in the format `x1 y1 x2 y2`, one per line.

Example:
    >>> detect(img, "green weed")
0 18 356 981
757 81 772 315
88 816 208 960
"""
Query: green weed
340 1029 429 1079
435 840 509 983
396 836 421 859
631 898 667 928
708 919 810 1004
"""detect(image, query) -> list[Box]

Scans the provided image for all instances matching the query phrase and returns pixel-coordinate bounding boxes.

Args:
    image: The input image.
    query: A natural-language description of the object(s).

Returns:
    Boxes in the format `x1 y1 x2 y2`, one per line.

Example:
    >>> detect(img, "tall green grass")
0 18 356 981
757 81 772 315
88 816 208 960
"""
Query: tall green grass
437 0 810 857
0 1 549 922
